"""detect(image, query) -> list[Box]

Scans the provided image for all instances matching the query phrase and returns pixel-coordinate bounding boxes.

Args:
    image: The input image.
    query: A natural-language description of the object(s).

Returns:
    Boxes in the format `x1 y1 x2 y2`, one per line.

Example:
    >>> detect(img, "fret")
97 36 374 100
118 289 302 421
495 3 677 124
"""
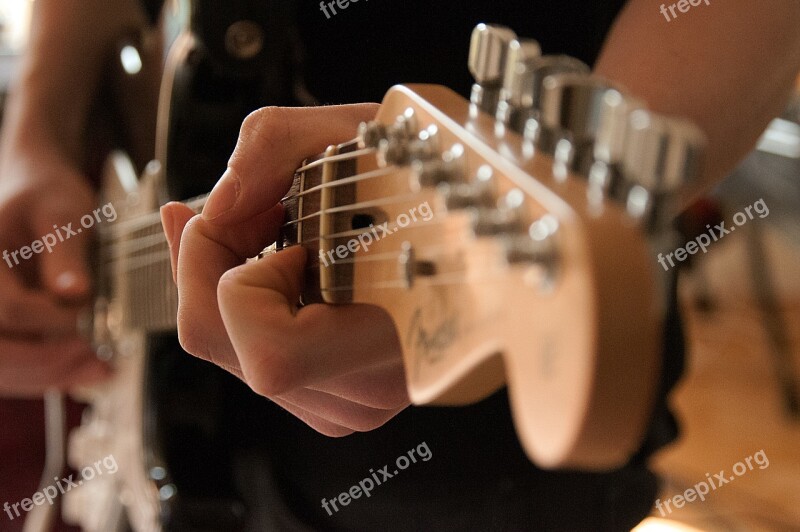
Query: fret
280 139 360 304
101 195 207 332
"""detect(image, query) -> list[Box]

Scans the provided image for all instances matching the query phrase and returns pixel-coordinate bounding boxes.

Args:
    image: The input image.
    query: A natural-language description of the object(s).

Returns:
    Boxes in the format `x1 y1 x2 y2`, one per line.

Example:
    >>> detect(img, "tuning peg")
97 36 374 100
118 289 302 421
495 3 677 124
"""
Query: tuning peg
358 120 387 149
622 110 706 227
471 189 527 236
439 164 497 210
504 214 560 289
539 73 621 178
501 54 588 136
468 24 518 115
588 90 646 202
377 108 421 166
496 39 542 132
514 56 589 147
412 143 466 188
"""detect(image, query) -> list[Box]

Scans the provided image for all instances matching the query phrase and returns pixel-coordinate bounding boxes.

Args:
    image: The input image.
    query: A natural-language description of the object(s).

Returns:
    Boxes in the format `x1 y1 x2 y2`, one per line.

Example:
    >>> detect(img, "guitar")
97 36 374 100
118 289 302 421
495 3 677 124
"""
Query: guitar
62 23 705 531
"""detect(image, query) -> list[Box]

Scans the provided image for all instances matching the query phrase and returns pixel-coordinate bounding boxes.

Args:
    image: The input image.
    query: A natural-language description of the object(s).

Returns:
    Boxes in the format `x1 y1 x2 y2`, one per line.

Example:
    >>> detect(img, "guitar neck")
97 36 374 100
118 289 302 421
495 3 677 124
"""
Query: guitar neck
100 195 207 332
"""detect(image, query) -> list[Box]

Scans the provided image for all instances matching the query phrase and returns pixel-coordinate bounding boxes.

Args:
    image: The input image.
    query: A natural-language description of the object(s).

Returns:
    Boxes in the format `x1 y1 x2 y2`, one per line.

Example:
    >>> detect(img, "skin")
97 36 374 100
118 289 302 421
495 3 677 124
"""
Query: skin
3 0 800 426
0 0 146 395
161 105 410 436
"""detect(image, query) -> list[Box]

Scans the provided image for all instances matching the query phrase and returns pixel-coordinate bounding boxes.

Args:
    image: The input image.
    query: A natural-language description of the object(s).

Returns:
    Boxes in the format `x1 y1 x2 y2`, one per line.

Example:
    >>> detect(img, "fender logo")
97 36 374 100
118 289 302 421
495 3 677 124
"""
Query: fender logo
407 308 459 367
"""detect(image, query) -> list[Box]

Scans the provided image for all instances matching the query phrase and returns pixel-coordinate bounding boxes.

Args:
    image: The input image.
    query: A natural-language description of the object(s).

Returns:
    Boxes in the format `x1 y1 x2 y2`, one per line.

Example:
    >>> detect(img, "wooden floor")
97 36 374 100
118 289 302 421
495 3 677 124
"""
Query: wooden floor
634 222 800 531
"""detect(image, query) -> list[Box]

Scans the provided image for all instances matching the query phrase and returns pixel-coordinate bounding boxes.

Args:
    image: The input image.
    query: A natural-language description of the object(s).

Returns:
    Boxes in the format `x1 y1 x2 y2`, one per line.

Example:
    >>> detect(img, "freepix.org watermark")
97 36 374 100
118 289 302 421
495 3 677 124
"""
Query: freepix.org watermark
2 202 117 269
318 0 368 19
659 0 711 23
655 449 769 516
657 198 769 272
4 454 118 522
318 201 434 268
321 441 432 516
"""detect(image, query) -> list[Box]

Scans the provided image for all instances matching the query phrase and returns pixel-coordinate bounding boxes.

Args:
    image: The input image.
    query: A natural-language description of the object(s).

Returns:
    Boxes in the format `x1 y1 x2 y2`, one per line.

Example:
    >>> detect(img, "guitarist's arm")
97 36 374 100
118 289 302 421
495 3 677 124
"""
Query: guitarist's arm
595 0 800 199
0 0 146 395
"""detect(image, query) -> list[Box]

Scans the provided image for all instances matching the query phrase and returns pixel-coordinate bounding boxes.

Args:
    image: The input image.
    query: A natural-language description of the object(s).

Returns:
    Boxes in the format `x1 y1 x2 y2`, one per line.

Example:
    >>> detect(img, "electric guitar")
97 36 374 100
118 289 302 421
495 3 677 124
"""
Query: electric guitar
62 23 705 532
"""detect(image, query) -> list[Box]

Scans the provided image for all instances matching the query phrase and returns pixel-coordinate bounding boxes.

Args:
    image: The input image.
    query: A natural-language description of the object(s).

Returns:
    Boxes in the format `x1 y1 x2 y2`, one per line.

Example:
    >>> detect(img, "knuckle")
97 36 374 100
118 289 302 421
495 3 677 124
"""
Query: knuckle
375 393 411 412
306 420 354 438
243 345 301 398
237 106 289 153
346 409 400 433
176 311 210 360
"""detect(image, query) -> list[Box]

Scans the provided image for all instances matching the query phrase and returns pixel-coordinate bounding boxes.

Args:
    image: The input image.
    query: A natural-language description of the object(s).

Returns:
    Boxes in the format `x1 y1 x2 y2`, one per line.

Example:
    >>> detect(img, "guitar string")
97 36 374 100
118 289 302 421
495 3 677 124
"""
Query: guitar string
118 251 513 291
104 183 431 258
294 146 375 173
105 207 454 264
98 149 376 240
100 165 429 254
281 164 396 204
99 143 484 292
101 140 370 239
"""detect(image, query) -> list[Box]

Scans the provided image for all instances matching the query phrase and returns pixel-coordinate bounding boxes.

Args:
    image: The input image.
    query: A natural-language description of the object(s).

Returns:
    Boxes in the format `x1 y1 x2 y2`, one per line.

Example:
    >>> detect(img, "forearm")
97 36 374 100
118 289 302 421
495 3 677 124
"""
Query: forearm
595 0 800 203
2 0 147 166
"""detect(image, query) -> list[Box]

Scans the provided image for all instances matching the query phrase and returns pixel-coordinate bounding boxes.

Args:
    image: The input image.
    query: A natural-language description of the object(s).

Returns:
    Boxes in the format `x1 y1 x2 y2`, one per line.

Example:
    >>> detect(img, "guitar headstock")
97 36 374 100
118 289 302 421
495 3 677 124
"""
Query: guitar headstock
282 24 706 470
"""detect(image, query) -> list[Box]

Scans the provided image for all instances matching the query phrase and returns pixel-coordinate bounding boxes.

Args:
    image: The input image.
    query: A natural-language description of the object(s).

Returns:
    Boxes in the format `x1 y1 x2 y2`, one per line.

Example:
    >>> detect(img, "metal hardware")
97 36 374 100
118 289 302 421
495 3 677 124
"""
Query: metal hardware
224 20 264 59
440 165 497 210
468 24 518 115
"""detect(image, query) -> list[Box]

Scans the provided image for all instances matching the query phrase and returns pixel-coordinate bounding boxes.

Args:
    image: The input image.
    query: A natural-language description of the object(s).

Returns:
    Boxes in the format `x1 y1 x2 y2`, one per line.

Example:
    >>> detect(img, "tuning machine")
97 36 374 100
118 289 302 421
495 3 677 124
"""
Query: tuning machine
587 90 646 205
412 142 466 188
439 164 497 210
498 54 591 142
495 38 542 133
538 73 624 180
468 24 518 116
621 110 706 230
363 108 434 166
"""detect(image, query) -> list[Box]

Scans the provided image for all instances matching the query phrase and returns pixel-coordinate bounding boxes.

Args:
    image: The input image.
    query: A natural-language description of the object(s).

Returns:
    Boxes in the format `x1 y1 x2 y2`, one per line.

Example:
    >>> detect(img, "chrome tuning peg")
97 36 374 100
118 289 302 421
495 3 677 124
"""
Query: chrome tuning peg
517 56 590 146
468 24 518 115
495 39 542 132
622 110 706 228
412 143 466 188
439 164 497 210
539 73 621 179
471 188 527 236
377 108 420 166
588 90 645 203
358 120 387 149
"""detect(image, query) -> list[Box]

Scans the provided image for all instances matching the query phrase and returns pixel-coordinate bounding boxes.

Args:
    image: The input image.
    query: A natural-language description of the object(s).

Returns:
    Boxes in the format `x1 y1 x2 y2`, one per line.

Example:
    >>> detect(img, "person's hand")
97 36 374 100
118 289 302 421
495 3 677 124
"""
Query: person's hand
161 104 411 436
0 144 109 396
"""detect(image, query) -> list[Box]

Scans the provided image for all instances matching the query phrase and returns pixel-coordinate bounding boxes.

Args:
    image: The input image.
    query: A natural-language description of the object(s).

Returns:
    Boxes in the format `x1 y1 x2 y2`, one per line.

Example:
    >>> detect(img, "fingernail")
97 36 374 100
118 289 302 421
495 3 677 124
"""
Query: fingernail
56 271 77 290
54 271 89 298
203 168 240 221
160 204 176 248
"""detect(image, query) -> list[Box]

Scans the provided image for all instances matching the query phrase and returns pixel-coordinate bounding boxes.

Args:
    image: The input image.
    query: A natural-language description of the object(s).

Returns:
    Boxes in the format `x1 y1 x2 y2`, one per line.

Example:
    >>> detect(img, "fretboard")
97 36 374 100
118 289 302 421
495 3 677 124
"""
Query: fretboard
100 196 207 332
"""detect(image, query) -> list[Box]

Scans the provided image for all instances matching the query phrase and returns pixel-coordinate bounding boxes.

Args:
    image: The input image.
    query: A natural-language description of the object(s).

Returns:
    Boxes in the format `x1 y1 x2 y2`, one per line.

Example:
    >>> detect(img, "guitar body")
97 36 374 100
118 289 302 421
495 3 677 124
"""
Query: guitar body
65 2 304 529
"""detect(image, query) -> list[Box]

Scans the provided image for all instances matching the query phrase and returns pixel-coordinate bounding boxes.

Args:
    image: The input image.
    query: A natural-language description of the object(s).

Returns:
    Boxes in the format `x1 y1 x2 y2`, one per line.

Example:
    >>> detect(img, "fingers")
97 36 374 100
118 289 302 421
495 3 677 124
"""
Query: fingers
270 396 355 438
202 104 379 225
160 202 197 284
0 266 85 335
217 248 403 397
30 181 96 301
278 386 406 432
0 337 110 396
306 361 410 410
168 206 284 374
